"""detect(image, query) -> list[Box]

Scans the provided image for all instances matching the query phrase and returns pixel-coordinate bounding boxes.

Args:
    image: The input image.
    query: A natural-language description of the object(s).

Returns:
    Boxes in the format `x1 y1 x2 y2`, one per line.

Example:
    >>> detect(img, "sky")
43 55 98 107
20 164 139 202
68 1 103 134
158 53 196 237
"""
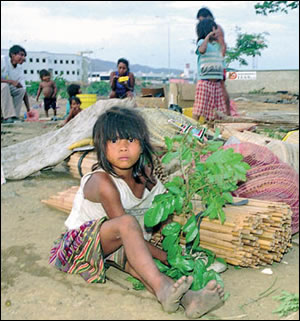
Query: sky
1 1 299 72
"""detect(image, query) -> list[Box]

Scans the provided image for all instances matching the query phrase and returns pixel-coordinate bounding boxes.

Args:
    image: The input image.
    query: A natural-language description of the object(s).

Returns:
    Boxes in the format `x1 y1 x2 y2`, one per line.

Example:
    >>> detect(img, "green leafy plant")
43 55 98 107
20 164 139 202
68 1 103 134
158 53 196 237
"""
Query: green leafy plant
272 290 299 317
144 132 250 290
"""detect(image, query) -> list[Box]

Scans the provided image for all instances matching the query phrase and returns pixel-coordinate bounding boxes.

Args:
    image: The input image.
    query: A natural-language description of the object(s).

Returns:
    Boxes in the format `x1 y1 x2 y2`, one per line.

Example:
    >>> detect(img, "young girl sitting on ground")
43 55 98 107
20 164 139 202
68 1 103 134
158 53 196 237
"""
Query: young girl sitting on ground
62 96 82 126
64 84 82 119
49 106 224 318
109 58 135 99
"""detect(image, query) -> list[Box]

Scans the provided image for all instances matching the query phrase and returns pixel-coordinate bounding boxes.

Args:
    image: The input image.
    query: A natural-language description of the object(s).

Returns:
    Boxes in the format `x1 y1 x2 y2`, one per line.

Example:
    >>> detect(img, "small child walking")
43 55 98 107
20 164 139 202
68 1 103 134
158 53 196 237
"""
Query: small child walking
36 69 57 118
192 19 228 122
49 106 224 318
62 96 82 126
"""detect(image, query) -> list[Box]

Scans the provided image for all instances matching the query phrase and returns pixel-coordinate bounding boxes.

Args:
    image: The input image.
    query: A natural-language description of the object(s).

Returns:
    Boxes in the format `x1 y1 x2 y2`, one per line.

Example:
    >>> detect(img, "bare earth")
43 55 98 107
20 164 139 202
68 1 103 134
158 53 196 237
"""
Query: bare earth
1 95 299 320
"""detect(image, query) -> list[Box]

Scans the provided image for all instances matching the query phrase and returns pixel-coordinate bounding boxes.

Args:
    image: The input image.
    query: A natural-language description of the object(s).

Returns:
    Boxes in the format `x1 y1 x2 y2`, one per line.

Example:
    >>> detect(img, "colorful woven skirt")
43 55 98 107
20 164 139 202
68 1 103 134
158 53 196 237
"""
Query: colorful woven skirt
49 217 107 283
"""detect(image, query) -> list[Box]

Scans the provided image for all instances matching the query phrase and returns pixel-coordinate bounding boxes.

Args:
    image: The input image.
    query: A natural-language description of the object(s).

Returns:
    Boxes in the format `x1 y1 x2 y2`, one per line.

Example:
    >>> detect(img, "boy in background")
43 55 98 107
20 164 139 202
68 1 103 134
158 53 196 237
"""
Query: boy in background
36 69 57 118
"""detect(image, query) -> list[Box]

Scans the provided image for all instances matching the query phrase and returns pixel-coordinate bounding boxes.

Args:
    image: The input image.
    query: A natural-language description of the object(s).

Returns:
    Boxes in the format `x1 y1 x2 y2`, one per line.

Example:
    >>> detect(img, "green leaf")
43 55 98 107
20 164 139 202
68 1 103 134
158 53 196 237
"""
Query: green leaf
162 234 178 251
161 222 181 236
165 184 182 195
164 136 173 151
162 151 179 164
186 226 199 243
154 259 170 273
182 214 197 234
144 204 164 227
174 195 184 213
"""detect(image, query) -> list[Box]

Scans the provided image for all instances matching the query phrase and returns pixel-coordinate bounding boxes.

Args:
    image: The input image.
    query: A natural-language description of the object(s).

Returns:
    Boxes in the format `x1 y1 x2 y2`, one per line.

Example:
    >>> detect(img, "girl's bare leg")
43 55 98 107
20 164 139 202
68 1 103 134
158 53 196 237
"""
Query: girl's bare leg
99 215 193 312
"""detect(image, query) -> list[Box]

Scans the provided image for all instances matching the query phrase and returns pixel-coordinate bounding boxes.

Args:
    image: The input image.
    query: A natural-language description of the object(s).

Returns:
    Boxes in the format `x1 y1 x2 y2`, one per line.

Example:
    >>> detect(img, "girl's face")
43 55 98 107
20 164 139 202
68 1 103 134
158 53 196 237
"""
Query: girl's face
71 100 81 109
106 137 141 173
117 62 128 76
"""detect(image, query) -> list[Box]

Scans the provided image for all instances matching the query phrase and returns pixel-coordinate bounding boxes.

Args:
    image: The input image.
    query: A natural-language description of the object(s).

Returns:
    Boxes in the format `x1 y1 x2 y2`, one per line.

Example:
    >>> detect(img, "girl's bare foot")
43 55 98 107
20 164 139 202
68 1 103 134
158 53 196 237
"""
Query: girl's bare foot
157 275 194 313
181 280 225 319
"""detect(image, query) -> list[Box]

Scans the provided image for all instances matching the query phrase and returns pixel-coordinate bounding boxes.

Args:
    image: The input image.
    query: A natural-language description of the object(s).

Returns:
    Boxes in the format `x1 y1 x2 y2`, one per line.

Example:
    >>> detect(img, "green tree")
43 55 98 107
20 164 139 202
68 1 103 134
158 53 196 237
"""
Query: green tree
225 27 269 67
255 1 299 15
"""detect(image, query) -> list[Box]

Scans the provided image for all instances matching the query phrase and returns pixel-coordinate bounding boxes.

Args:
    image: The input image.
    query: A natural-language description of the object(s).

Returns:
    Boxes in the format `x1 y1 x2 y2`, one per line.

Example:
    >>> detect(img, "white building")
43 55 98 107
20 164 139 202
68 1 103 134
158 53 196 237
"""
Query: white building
1 49 87 82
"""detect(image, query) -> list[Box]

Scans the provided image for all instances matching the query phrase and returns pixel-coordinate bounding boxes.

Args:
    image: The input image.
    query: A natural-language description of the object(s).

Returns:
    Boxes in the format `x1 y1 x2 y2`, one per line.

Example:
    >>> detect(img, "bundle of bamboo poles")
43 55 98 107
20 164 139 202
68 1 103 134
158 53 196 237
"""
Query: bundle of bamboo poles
41 185 79 214
67 151 97 179
151 197 292 267
42 186 292 267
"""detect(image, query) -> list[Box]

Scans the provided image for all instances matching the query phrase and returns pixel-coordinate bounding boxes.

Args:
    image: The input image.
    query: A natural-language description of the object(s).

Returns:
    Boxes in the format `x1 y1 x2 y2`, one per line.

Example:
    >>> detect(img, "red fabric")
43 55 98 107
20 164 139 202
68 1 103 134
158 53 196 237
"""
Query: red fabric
192 80 226 121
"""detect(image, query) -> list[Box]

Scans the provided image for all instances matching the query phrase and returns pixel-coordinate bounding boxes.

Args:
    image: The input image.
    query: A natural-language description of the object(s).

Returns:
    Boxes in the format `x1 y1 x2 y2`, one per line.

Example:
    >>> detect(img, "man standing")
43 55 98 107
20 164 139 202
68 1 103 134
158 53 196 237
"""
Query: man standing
1 44 30 123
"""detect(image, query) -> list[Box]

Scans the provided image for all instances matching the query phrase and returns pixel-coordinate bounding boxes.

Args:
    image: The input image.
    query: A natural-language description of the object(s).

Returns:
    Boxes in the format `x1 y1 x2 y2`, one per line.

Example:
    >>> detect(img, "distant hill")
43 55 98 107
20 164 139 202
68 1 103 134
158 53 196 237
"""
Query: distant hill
90 58 183 75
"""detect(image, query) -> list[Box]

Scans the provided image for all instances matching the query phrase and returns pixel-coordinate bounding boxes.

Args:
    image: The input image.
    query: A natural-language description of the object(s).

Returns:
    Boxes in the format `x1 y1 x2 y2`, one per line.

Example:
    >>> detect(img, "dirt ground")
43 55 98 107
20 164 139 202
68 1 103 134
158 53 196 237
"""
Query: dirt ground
1 94 299 320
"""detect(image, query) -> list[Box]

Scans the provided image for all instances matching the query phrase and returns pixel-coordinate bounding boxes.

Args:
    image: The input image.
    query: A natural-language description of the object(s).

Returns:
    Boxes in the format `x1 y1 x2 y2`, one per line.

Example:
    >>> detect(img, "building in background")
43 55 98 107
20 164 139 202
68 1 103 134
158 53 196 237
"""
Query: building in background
1 49 85 82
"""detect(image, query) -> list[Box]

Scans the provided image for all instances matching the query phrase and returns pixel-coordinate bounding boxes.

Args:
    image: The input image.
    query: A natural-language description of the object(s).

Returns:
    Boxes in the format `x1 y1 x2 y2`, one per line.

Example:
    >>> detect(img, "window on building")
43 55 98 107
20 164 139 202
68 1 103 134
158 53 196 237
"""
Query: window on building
54 60 57 64
61 71 64 75
29 58 33 63
42 58 46 63
54 71 58 75
24 70 27 74
60 60 63 64
66 71 70 75
72 71 75 75
66 60 69 64
37 70 40 74
30 70 34 74
36 58 39 63
71 60 75 64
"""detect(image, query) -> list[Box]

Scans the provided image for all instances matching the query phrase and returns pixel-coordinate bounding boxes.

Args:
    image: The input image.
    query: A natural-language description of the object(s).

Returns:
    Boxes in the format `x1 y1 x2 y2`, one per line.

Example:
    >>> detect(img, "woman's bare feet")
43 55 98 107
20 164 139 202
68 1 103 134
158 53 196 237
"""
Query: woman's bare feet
180 280 225 319
157 275 194 313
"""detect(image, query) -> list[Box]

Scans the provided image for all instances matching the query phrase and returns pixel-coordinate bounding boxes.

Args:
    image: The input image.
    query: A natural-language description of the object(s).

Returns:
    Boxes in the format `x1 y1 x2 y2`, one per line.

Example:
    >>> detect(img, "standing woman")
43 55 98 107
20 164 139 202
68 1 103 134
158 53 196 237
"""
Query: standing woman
109 58 135 99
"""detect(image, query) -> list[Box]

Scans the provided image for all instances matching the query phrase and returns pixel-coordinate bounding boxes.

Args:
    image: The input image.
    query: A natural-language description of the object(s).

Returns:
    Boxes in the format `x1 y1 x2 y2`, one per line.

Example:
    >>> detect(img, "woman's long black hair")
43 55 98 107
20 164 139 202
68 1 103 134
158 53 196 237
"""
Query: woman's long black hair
92 106 154 183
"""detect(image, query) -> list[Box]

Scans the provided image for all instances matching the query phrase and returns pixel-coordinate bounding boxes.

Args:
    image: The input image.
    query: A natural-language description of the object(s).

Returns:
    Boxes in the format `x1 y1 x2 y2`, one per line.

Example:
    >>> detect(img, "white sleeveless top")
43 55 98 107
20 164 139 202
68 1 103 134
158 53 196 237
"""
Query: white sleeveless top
65 169 166 239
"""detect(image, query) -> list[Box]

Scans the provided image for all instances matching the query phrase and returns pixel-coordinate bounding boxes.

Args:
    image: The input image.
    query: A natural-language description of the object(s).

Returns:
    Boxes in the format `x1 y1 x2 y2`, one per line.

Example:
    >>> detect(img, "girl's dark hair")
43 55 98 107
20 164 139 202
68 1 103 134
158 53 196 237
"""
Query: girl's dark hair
196 7 214 20
9 45 27 58
92 106 154 183
117 58 130 72
39 69 50 79
67 84 81 97
196 19 217 41
70 96 81 105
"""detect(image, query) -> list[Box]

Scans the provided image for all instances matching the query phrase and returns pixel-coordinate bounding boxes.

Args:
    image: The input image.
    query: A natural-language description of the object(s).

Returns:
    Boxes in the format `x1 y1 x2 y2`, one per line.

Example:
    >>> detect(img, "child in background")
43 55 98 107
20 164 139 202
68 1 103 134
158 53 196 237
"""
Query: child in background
36 69 57 118
192 19 227 122
196 7 231 115
109 58 135 98
62 96 82 126
49 106 224 318
64 83 81 119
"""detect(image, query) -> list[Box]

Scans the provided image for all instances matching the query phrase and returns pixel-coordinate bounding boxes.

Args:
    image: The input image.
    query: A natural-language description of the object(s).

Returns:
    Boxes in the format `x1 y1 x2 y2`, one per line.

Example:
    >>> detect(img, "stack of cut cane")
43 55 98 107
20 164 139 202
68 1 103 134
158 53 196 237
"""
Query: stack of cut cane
42 186 292 267
151 197 292 267
66 152 97 179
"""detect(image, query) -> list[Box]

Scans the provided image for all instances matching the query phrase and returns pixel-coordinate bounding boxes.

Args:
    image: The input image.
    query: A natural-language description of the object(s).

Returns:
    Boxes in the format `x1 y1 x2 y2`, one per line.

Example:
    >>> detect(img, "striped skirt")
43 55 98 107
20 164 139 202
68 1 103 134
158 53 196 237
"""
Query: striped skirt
192 80 226 121
49 217 107 283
